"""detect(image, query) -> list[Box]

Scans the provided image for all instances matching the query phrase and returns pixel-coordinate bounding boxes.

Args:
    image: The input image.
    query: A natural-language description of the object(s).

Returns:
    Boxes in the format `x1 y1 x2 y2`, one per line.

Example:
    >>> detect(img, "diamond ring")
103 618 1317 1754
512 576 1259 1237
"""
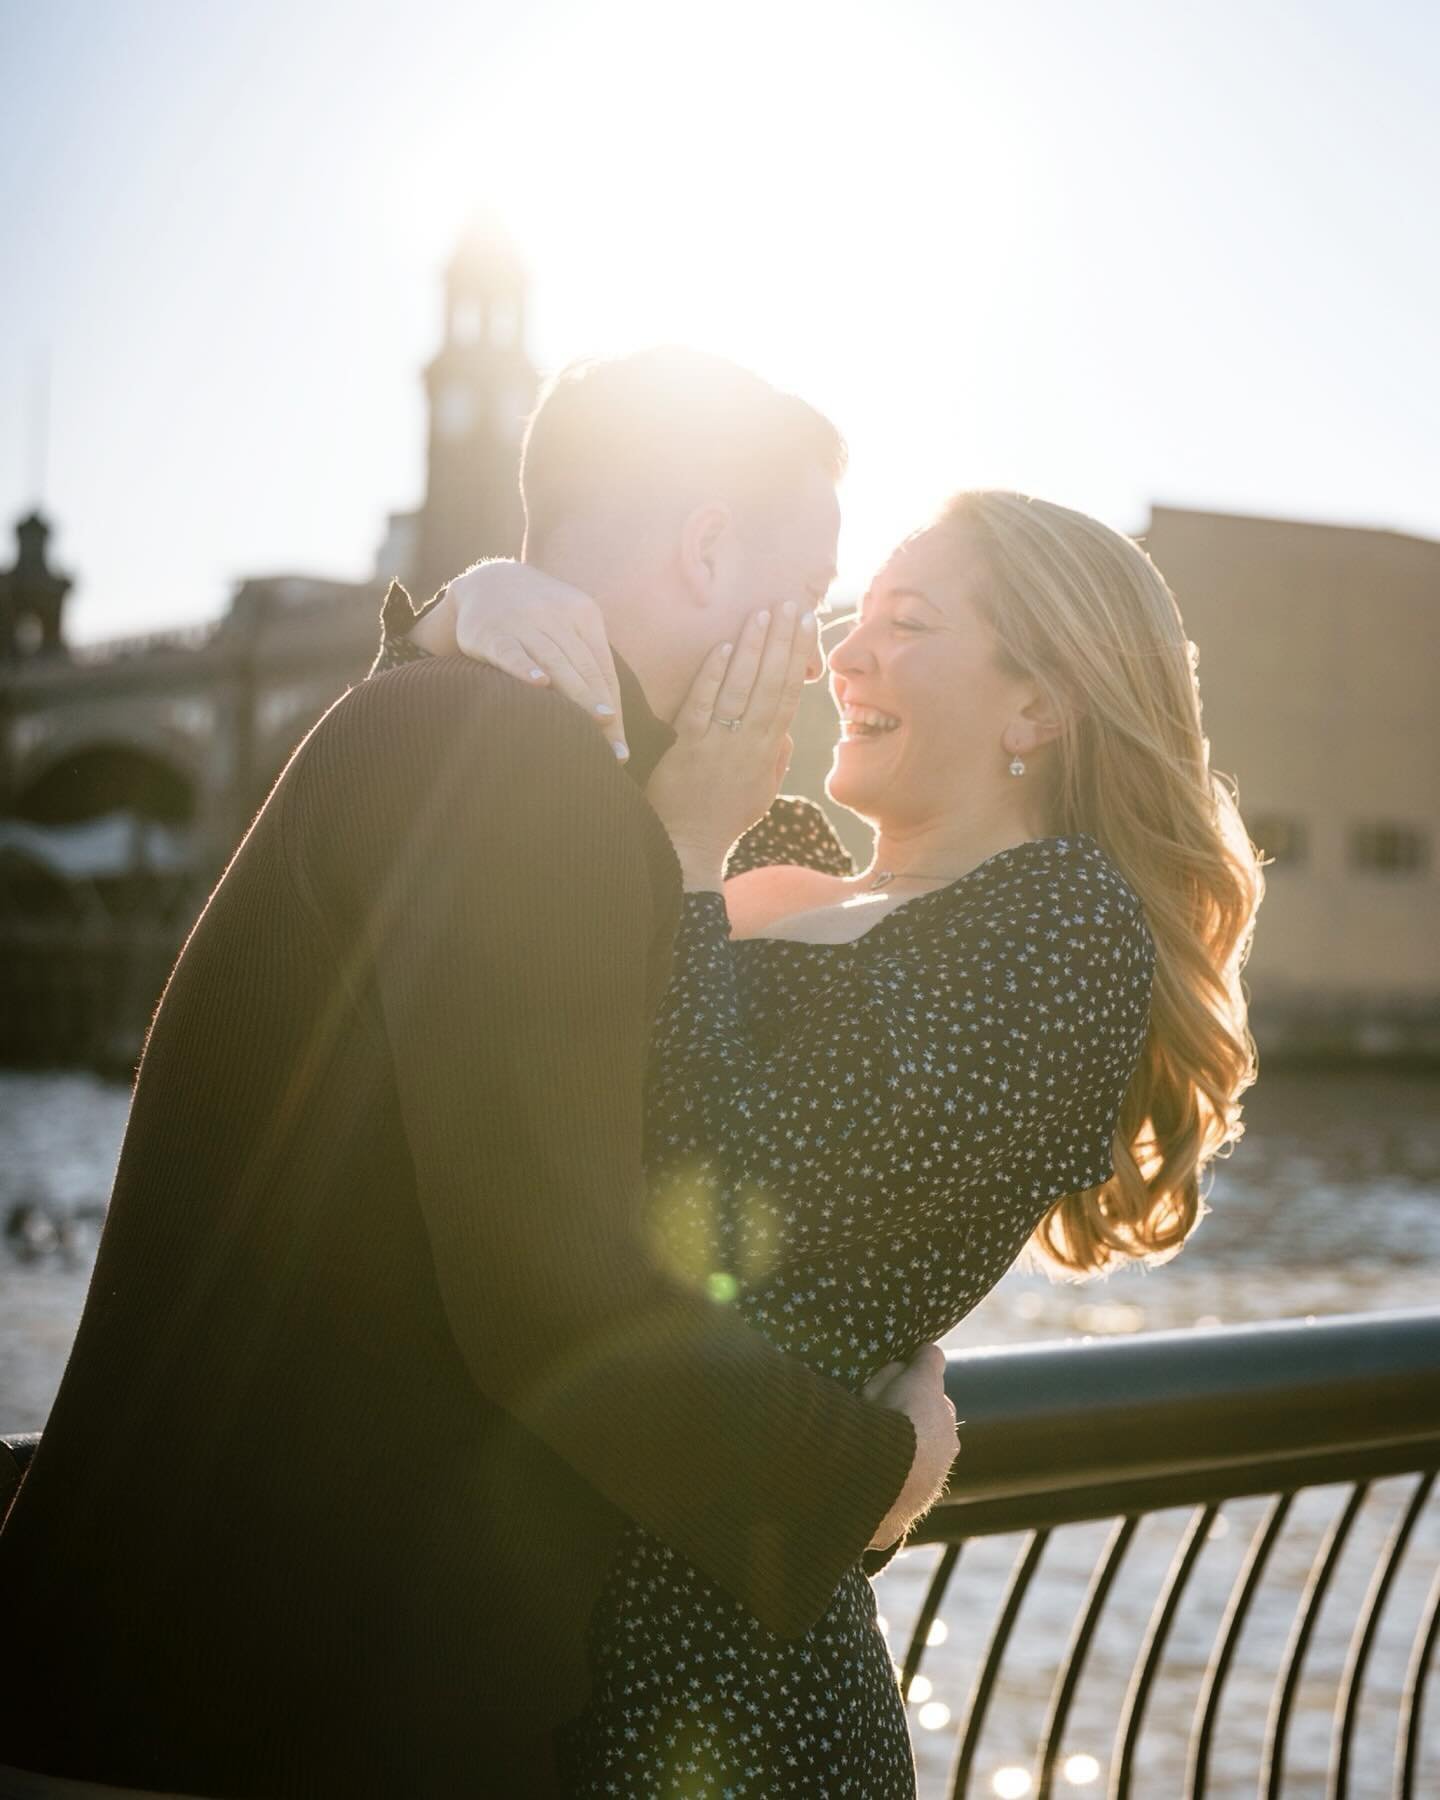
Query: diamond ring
714 715 744 732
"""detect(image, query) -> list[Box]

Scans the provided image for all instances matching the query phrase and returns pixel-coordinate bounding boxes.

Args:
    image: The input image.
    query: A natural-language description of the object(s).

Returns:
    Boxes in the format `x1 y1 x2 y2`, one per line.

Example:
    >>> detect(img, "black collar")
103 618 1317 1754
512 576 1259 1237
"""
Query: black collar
613 654 676 787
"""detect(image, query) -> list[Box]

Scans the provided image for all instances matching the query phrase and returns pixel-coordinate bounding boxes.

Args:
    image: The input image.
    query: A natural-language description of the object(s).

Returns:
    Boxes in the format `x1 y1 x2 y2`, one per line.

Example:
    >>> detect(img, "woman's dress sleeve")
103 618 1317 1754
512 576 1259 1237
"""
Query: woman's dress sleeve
646 841 1154 1289
726 794 856 880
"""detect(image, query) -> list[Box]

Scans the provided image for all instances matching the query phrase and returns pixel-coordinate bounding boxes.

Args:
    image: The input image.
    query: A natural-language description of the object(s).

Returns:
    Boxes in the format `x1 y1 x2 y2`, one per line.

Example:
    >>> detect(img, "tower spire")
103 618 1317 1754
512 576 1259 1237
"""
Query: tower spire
414 224 537 604
29 346 51 510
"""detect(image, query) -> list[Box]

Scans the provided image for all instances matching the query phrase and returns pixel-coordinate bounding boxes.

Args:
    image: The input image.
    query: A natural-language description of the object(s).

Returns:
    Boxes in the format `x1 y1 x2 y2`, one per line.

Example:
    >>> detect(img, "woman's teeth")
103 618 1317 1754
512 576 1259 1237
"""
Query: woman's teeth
841 704 901 738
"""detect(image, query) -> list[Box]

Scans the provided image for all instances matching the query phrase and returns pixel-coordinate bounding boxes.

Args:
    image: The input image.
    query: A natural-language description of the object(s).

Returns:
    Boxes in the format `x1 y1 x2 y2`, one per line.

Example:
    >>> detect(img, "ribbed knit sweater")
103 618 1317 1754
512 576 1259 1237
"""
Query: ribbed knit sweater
0 656 915 1798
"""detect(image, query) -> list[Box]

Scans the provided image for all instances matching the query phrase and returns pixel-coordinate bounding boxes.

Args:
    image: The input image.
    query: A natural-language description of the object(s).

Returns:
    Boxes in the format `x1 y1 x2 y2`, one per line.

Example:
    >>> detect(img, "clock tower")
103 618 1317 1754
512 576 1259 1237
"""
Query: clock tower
414 227 538 605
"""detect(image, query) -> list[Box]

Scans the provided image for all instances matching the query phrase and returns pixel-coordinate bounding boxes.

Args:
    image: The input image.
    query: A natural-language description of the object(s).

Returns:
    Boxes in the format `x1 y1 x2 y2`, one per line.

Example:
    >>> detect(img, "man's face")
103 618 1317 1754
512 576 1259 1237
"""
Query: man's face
601 467 840 723
712 469 840 683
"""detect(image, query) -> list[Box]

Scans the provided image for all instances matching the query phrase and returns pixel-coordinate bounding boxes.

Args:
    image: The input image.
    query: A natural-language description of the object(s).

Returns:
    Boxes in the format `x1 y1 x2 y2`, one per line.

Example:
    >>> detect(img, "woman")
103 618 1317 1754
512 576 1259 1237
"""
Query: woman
382 490 1262 1797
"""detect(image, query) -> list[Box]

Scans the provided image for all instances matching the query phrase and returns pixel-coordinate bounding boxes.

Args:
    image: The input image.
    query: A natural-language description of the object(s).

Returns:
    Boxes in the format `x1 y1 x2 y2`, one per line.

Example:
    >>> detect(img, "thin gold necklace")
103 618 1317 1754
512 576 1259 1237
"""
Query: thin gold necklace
864 868 960 893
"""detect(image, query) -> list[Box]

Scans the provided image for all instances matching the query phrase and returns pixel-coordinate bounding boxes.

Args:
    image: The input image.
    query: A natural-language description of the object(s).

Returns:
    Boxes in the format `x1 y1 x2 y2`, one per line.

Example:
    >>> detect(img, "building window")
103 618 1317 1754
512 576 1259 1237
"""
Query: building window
1250 815 1308 868
1350 822 1429 874
490 298 518 348
13 614 43 656
435 383 474 440
450 299 483 347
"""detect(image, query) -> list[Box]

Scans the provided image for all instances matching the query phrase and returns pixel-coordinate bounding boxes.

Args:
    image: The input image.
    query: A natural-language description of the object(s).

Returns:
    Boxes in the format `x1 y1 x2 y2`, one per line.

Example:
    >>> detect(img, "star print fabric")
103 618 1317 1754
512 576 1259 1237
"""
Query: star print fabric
559 800 1156 1797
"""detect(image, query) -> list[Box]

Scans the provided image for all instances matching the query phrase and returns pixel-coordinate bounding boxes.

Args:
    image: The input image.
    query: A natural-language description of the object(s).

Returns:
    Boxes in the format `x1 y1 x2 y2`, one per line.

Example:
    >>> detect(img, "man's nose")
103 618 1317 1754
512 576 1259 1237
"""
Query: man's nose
803 620 826 683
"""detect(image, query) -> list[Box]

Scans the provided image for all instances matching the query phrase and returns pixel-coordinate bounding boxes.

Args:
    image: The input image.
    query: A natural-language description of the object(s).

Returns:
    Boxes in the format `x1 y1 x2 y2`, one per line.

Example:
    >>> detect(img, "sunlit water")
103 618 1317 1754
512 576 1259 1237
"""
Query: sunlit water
3 1069 1437 1796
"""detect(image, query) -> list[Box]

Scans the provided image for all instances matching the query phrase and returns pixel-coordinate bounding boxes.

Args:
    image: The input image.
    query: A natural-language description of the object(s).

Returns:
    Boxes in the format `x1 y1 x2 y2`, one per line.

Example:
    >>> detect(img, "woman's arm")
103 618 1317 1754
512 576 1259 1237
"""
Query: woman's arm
392 561 631 760
726 793 856 881
716 792 856 935
644 896 904 1258
647 854 1156 1284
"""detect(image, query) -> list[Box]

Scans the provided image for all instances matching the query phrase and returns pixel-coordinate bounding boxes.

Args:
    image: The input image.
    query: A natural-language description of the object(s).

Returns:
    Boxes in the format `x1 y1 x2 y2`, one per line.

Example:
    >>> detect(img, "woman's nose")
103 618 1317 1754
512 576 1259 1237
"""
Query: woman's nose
827 622 872 677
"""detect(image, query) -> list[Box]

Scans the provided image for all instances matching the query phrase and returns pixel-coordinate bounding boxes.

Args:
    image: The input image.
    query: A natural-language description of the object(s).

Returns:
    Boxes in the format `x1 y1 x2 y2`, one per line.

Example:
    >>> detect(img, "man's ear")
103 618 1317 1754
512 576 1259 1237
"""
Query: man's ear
678 502 734 606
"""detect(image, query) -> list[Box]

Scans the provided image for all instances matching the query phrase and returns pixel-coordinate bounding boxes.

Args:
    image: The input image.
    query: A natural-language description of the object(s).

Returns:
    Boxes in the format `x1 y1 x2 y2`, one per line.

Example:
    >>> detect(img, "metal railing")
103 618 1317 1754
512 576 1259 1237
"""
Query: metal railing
897 1309 1440 1798
4 1310 1437 1796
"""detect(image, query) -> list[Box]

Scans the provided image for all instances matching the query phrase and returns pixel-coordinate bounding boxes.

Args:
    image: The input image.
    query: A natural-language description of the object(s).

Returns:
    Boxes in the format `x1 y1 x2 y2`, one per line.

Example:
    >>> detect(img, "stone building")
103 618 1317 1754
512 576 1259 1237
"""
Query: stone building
1140 506 1438 1057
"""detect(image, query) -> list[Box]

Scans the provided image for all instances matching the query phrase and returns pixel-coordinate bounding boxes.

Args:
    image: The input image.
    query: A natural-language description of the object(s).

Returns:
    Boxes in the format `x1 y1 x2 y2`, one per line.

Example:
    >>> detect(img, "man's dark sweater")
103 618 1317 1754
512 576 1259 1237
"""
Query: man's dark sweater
0 654 915 1798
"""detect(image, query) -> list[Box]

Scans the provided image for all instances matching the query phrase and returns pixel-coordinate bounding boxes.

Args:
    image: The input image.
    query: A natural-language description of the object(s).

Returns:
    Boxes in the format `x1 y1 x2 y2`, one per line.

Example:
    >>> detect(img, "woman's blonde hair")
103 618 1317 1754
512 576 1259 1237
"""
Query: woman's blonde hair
935 490 1264 1278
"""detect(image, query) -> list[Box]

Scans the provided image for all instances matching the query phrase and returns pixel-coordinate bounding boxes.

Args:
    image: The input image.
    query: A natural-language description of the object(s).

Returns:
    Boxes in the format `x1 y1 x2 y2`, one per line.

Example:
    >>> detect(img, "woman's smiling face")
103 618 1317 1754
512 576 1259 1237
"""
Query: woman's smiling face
825 525 1039 829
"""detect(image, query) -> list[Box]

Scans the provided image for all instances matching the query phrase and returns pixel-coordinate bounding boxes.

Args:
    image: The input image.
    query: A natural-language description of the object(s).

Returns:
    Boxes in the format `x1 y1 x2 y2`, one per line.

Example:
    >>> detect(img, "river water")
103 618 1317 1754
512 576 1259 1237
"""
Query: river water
2 1068 1437 1796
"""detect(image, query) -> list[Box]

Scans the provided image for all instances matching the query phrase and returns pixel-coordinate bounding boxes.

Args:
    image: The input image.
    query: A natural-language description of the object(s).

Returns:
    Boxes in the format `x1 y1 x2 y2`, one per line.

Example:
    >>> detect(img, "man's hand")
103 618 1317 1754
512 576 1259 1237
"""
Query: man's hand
864 1345 959 1550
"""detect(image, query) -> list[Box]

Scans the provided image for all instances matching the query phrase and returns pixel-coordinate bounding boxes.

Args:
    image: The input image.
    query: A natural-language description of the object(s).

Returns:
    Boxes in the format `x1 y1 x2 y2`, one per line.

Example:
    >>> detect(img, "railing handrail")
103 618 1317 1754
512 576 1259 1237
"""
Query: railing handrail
5 1310 1432 1519
930 1307 1440 1537
6 1309 1437 1532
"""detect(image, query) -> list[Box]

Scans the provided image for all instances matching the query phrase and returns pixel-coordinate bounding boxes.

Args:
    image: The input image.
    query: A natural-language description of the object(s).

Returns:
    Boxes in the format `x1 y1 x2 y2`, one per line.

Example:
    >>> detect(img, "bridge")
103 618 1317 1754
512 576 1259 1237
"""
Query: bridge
0 532 388 1063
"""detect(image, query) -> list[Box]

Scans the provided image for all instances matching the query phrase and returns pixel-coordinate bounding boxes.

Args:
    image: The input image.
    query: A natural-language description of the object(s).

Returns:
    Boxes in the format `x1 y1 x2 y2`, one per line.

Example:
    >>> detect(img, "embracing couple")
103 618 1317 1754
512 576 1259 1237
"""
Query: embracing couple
0 349 1260 1798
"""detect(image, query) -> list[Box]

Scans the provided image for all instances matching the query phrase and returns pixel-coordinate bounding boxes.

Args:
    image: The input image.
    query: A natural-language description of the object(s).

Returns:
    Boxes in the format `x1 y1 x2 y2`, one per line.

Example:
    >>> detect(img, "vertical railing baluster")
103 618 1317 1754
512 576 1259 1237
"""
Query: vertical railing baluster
1034 1515 1139 1800
1330 1470 1435 1797
1108 1503 1217 1800
1395 1525 1440 1799
901 1542 962 1699
949 1529 1051 1800
1187 1490 1295 1798
1263 1481 1371 1799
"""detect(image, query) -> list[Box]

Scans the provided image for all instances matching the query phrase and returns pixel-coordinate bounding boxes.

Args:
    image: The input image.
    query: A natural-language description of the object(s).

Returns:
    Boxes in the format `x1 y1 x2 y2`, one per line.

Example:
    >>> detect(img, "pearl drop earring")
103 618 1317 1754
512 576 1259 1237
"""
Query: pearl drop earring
1009 753 1026 777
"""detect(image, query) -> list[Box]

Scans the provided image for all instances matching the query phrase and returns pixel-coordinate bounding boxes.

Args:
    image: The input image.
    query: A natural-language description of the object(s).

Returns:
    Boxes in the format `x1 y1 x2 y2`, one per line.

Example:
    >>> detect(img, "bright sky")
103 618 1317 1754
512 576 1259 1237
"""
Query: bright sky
2 0 1437 642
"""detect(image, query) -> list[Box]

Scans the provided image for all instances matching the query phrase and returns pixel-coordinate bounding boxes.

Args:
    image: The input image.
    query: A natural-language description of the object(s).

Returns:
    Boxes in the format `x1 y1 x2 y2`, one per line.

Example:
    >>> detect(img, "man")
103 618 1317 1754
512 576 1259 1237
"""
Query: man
0 350 956 1798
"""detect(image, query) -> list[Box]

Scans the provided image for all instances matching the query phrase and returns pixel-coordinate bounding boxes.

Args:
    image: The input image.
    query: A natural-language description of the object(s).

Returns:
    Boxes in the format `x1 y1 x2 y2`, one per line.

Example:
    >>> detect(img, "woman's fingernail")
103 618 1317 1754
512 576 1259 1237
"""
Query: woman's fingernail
756 611 770 627
595 703 616 717
800 611 815 628
720 643 734 658
613 741 630 761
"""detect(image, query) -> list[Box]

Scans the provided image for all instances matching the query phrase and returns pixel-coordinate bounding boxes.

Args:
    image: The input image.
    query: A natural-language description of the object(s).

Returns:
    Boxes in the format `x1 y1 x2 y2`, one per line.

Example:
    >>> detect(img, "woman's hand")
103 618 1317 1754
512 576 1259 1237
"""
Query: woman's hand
646 603 812 891
414 560 628 761
862 1346 960 1549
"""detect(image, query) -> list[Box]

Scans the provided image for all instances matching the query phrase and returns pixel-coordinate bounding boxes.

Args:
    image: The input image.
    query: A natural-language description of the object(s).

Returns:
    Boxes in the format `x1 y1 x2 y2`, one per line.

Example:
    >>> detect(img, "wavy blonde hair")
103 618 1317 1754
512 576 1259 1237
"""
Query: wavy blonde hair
934 491 1264 1278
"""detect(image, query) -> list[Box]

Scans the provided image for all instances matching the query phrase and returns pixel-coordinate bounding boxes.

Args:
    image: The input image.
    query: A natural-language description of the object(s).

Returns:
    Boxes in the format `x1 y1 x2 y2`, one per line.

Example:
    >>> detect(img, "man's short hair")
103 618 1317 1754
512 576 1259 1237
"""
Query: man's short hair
519 347 847 555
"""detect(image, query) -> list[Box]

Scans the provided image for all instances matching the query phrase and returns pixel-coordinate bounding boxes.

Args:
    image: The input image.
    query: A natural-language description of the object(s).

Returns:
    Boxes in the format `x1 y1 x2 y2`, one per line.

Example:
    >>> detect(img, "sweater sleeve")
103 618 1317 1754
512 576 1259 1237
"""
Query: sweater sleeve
284 658 916 1638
